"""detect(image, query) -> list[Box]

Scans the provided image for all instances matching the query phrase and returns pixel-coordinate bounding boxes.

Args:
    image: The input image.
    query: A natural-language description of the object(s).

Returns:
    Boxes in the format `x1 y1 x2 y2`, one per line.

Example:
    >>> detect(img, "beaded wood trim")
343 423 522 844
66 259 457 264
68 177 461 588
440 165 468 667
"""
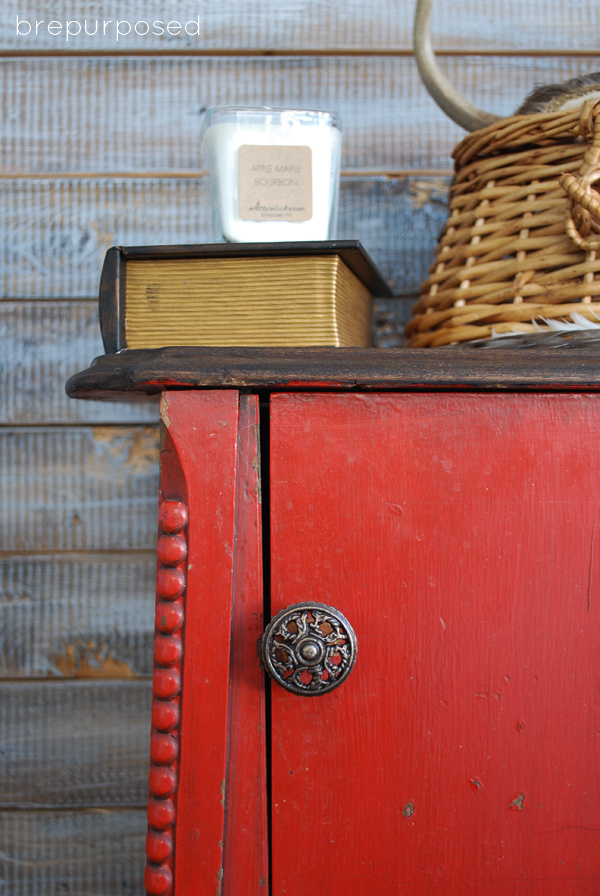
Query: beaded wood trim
144 498 188 896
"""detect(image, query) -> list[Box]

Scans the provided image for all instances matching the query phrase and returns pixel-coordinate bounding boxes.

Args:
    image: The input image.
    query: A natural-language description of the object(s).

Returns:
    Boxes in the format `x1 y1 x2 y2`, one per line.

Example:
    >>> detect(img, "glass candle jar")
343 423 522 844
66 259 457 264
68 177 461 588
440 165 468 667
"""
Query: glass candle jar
201 106 342 242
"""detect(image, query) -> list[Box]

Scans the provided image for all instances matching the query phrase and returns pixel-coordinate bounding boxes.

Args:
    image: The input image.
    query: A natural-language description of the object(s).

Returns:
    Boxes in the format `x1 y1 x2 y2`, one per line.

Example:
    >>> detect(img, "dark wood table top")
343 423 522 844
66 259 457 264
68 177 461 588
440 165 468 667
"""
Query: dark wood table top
66 345 600 401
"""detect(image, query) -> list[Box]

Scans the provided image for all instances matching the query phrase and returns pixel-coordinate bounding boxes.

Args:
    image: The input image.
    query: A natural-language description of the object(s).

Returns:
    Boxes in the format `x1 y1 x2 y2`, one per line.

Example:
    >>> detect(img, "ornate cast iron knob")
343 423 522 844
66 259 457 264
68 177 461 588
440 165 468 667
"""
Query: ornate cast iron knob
261 602 357 696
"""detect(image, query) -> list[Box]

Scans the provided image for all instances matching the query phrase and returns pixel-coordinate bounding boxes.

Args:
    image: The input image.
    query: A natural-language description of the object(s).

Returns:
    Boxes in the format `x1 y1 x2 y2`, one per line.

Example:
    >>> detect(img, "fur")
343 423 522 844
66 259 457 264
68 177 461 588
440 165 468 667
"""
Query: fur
516 72 600 114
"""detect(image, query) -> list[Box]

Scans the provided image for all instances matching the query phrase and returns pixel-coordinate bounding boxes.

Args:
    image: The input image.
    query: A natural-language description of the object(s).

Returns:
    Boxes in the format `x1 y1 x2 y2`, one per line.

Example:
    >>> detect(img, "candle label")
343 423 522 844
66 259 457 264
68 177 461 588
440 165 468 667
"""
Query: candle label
238 145 313 222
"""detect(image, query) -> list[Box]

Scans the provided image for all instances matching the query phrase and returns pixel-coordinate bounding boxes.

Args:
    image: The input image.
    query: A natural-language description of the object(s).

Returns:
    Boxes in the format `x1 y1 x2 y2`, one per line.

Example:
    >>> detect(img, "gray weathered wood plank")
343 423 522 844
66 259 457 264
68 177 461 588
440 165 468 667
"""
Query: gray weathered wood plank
2 56 600 174
0 553 155 677
0 176 450 298
0 301 159 424
0 809 146 894
2 0 598 52
0 680 151 807
0 426 159 551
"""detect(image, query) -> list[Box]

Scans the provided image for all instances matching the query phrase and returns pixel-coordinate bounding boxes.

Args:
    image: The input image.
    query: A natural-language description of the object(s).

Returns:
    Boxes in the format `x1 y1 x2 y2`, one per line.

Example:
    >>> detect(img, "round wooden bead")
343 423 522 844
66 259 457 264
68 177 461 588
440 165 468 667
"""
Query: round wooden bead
157 534 187 566
154 634 182 667
159 501 188 534
150 732 178 765
149 765 177 798
144 862 172 896
147 796 176 830
155 601 183 633
153 667 181 700
146 829 173 864
152 699 179 732
156 568 185 600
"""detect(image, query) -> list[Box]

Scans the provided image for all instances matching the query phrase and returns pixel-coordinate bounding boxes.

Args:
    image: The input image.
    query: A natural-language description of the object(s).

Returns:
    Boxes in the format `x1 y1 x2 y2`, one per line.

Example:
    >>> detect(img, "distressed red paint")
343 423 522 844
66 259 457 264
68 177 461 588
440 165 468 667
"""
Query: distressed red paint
139 387 600 895
145 493 188 896
268 392 600 895
144 391 268 896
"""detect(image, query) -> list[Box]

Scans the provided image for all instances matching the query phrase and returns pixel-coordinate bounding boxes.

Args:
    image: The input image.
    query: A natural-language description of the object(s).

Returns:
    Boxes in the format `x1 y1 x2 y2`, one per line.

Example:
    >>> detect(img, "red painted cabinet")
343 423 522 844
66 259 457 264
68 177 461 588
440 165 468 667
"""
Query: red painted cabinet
144 388 600 896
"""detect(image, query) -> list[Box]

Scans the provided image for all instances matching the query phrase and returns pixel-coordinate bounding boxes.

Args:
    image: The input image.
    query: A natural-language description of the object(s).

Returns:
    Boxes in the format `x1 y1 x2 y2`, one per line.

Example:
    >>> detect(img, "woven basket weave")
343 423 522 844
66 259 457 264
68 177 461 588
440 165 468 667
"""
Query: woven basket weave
406 99 600 346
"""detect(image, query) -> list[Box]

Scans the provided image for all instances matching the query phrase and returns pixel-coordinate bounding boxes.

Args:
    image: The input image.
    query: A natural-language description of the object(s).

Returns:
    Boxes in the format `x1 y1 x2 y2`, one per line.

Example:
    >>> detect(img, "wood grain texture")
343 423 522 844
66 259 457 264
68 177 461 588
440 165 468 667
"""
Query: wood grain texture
3 56 600 174
2 0 598 52
0 553 155 677
0 300 410 428
0 176 449 299
0 427 159 551
66 346 600 399
0 809 146 894
0 301 159 423
4 0 600 887
0 680 150 807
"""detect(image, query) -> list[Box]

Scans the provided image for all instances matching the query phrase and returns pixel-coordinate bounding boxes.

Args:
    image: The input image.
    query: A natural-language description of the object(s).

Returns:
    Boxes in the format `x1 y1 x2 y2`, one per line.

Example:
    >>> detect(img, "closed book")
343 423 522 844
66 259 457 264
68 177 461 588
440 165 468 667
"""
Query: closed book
99 241 391 352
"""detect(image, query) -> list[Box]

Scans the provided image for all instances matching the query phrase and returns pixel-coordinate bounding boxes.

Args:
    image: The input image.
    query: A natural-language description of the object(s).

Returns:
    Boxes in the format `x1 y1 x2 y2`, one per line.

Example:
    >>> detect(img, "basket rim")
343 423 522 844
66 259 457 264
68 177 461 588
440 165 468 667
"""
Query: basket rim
452 100 600 167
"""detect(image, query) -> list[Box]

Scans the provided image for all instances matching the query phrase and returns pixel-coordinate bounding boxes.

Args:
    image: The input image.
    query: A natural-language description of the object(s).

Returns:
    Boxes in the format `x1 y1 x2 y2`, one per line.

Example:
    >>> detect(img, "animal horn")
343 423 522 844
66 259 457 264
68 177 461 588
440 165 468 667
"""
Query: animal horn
413 0 503 132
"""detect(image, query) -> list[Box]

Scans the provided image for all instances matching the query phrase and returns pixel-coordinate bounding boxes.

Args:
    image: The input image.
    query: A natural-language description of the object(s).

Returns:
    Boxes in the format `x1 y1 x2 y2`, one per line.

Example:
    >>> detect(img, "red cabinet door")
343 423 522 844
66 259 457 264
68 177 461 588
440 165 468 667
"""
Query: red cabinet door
269 393 600 895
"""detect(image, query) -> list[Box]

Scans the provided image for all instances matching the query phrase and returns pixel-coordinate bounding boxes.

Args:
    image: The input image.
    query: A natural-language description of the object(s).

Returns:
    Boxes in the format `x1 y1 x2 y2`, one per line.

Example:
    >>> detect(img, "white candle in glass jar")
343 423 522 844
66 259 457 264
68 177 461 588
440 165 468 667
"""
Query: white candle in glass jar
201 107 342 242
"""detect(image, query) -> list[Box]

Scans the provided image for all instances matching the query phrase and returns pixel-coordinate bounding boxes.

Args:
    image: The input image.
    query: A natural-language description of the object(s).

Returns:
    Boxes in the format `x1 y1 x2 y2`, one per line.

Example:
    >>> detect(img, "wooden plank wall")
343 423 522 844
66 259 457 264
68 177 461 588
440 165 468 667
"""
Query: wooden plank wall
1 1 598 891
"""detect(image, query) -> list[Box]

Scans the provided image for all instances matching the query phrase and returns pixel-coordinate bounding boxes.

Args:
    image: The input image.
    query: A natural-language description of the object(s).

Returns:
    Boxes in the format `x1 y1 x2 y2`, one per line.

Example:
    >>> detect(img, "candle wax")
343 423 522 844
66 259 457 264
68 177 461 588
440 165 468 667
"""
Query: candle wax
203 119 341 242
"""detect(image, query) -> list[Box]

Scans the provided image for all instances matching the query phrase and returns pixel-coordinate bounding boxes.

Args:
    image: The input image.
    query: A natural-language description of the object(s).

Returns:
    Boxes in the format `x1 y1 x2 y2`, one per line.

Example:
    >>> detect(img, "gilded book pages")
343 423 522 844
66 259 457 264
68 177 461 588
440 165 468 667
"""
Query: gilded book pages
124 255 373 347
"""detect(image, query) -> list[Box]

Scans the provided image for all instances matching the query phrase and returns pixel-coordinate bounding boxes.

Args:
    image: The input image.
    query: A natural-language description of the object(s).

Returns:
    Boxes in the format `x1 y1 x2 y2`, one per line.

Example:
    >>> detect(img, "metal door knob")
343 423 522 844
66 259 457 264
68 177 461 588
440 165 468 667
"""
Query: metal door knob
261 602 357 696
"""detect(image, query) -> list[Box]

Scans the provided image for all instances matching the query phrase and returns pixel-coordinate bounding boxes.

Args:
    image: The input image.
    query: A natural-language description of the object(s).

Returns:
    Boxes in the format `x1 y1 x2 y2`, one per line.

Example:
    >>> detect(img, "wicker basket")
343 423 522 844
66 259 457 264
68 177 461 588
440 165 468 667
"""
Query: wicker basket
406 99 600 346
